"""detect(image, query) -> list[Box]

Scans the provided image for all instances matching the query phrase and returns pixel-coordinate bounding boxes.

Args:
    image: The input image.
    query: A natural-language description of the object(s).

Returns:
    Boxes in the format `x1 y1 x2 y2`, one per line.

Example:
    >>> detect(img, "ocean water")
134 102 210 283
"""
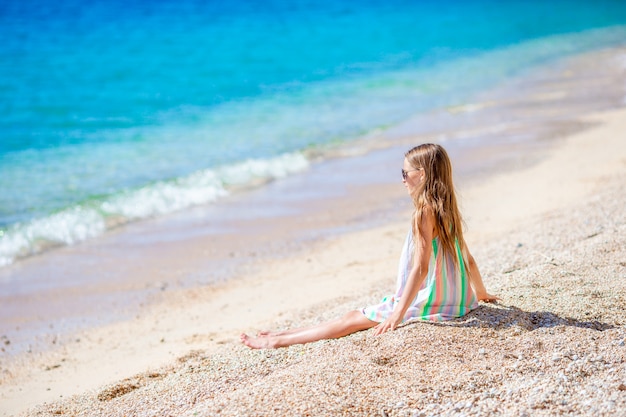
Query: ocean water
1 0 626 267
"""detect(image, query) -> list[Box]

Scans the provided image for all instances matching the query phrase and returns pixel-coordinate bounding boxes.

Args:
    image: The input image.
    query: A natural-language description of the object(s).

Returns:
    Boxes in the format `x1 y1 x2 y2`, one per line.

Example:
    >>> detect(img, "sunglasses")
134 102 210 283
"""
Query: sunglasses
401 168 421 180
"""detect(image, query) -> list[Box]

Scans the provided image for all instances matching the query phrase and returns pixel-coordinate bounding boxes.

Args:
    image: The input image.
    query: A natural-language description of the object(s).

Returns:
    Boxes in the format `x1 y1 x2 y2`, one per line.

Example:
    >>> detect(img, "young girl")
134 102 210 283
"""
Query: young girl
241 143 498 349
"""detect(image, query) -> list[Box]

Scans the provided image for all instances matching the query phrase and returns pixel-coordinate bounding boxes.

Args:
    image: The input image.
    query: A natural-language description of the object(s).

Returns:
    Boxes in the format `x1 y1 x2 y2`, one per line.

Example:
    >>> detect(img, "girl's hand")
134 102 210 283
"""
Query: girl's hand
477 292 500 303
373 314 402 336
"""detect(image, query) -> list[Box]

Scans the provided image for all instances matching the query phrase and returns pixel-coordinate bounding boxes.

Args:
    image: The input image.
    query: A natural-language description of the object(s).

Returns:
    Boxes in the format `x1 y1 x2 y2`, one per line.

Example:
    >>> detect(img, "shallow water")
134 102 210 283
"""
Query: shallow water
2 0 626 266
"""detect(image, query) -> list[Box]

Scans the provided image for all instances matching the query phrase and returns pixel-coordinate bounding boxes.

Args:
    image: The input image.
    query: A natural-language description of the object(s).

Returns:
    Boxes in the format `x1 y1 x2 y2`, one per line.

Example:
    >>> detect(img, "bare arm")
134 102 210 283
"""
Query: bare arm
466 251 499 302
372 210 435 335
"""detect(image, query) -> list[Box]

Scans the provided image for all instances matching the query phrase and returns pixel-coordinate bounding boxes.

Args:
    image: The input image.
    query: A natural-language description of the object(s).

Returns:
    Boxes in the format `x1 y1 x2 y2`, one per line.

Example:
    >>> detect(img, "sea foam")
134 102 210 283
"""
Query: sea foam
0 152 309 267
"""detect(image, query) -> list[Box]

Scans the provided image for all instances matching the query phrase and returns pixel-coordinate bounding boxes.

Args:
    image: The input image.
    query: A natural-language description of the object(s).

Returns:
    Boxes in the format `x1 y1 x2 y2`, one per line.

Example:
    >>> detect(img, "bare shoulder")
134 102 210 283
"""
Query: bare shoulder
415 205 437 239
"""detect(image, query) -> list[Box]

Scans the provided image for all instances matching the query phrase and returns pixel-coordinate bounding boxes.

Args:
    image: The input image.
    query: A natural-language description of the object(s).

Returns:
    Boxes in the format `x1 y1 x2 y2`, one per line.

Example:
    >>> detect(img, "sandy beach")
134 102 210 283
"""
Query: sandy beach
1 47 626 416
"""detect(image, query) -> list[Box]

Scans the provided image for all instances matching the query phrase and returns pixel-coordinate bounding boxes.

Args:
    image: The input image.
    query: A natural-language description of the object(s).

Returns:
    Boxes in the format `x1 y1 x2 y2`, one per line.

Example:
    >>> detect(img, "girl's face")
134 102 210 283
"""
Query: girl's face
402 158 424 194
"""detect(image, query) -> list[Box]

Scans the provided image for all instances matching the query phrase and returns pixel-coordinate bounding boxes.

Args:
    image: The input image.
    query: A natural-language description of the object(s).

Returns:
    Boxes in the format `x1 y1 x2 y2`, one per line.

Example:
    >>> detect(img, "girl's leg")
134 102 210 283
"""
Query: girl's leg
256 329 293 337
240 310 377 349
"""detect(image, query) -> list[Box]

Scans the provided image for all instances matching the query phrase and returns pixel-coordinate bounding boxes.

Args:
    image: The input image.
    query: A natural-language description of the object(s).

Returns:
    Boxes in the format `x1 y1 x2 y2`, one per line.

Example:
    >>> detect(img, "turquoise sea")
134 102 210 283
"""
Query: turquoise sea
1 0 626 266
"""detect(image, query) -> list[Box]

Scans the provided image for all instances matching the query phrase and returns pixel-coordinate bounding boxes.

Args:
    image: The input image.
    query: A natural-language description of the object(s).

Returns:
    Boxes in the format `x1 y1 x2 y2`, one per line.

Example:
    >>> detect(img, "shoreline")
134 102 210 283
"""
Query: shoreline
1 45 626 415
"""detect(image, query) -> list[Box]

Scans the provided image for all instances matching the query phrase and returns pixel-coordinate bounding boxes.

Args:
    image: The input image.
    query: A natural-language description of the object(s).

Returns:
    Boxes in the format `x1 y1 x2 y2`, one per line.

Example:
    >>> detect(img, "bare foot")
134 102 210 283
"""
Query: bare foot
240 333 275 349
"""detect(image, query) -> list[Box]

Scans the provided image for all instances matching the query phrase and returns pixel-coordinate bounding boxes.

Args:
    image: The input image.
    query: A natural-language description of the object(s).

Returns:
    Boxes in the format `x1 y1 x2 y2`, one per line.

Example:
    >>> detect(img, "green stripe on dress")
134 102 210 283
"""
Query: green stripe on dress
455 238 468 315
435 241 448 317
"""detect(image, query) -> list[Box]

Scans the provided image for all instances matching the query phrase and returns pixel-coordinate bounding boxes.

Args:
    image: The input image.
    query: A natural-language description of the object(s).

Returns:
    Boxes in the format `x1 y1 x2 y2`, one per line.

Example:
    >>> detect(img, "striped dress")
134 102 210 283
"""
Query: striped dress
362 230 478 322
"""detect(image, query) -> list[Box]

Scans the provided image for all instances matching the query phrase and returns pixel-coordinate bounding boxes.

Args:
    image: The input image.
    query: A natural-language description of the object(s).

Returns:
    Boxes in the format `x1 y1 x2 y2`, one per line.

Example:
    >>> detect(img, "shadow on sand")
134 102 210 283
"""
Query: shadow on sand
424 303 616 332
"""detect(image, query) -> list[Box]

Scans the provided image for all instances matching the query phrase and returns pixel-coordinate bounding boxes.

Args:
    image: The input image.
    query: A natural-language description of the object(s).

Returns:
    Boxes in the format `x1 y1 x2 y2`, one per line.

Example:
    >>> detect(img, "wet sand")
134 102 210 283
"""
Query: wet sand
1 46 625 416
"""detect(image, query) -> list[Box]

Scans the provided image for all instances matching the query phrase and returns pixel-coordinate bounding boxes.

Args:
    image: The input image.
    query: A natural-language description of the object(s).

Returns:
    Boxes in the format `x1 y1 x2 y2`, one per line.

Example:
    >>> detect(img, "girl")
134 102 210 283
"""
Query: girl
241 143 498 349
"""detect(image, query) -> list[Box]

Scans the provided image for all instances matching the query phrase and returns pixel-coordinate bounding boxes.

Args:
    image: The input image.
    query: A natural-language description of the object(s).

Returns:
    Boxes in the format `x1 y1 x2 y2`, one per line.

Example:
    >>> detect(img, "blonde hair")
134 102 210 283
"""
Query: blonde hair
405 143 468 267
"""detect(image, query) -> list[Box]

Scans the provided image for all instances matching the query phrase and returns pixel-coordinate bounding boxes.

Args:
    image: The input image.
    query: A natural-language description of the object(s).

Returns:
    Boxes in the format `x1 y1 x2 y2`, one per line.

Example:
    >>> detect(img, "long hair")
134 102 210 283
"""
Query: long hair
405 143 468 268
